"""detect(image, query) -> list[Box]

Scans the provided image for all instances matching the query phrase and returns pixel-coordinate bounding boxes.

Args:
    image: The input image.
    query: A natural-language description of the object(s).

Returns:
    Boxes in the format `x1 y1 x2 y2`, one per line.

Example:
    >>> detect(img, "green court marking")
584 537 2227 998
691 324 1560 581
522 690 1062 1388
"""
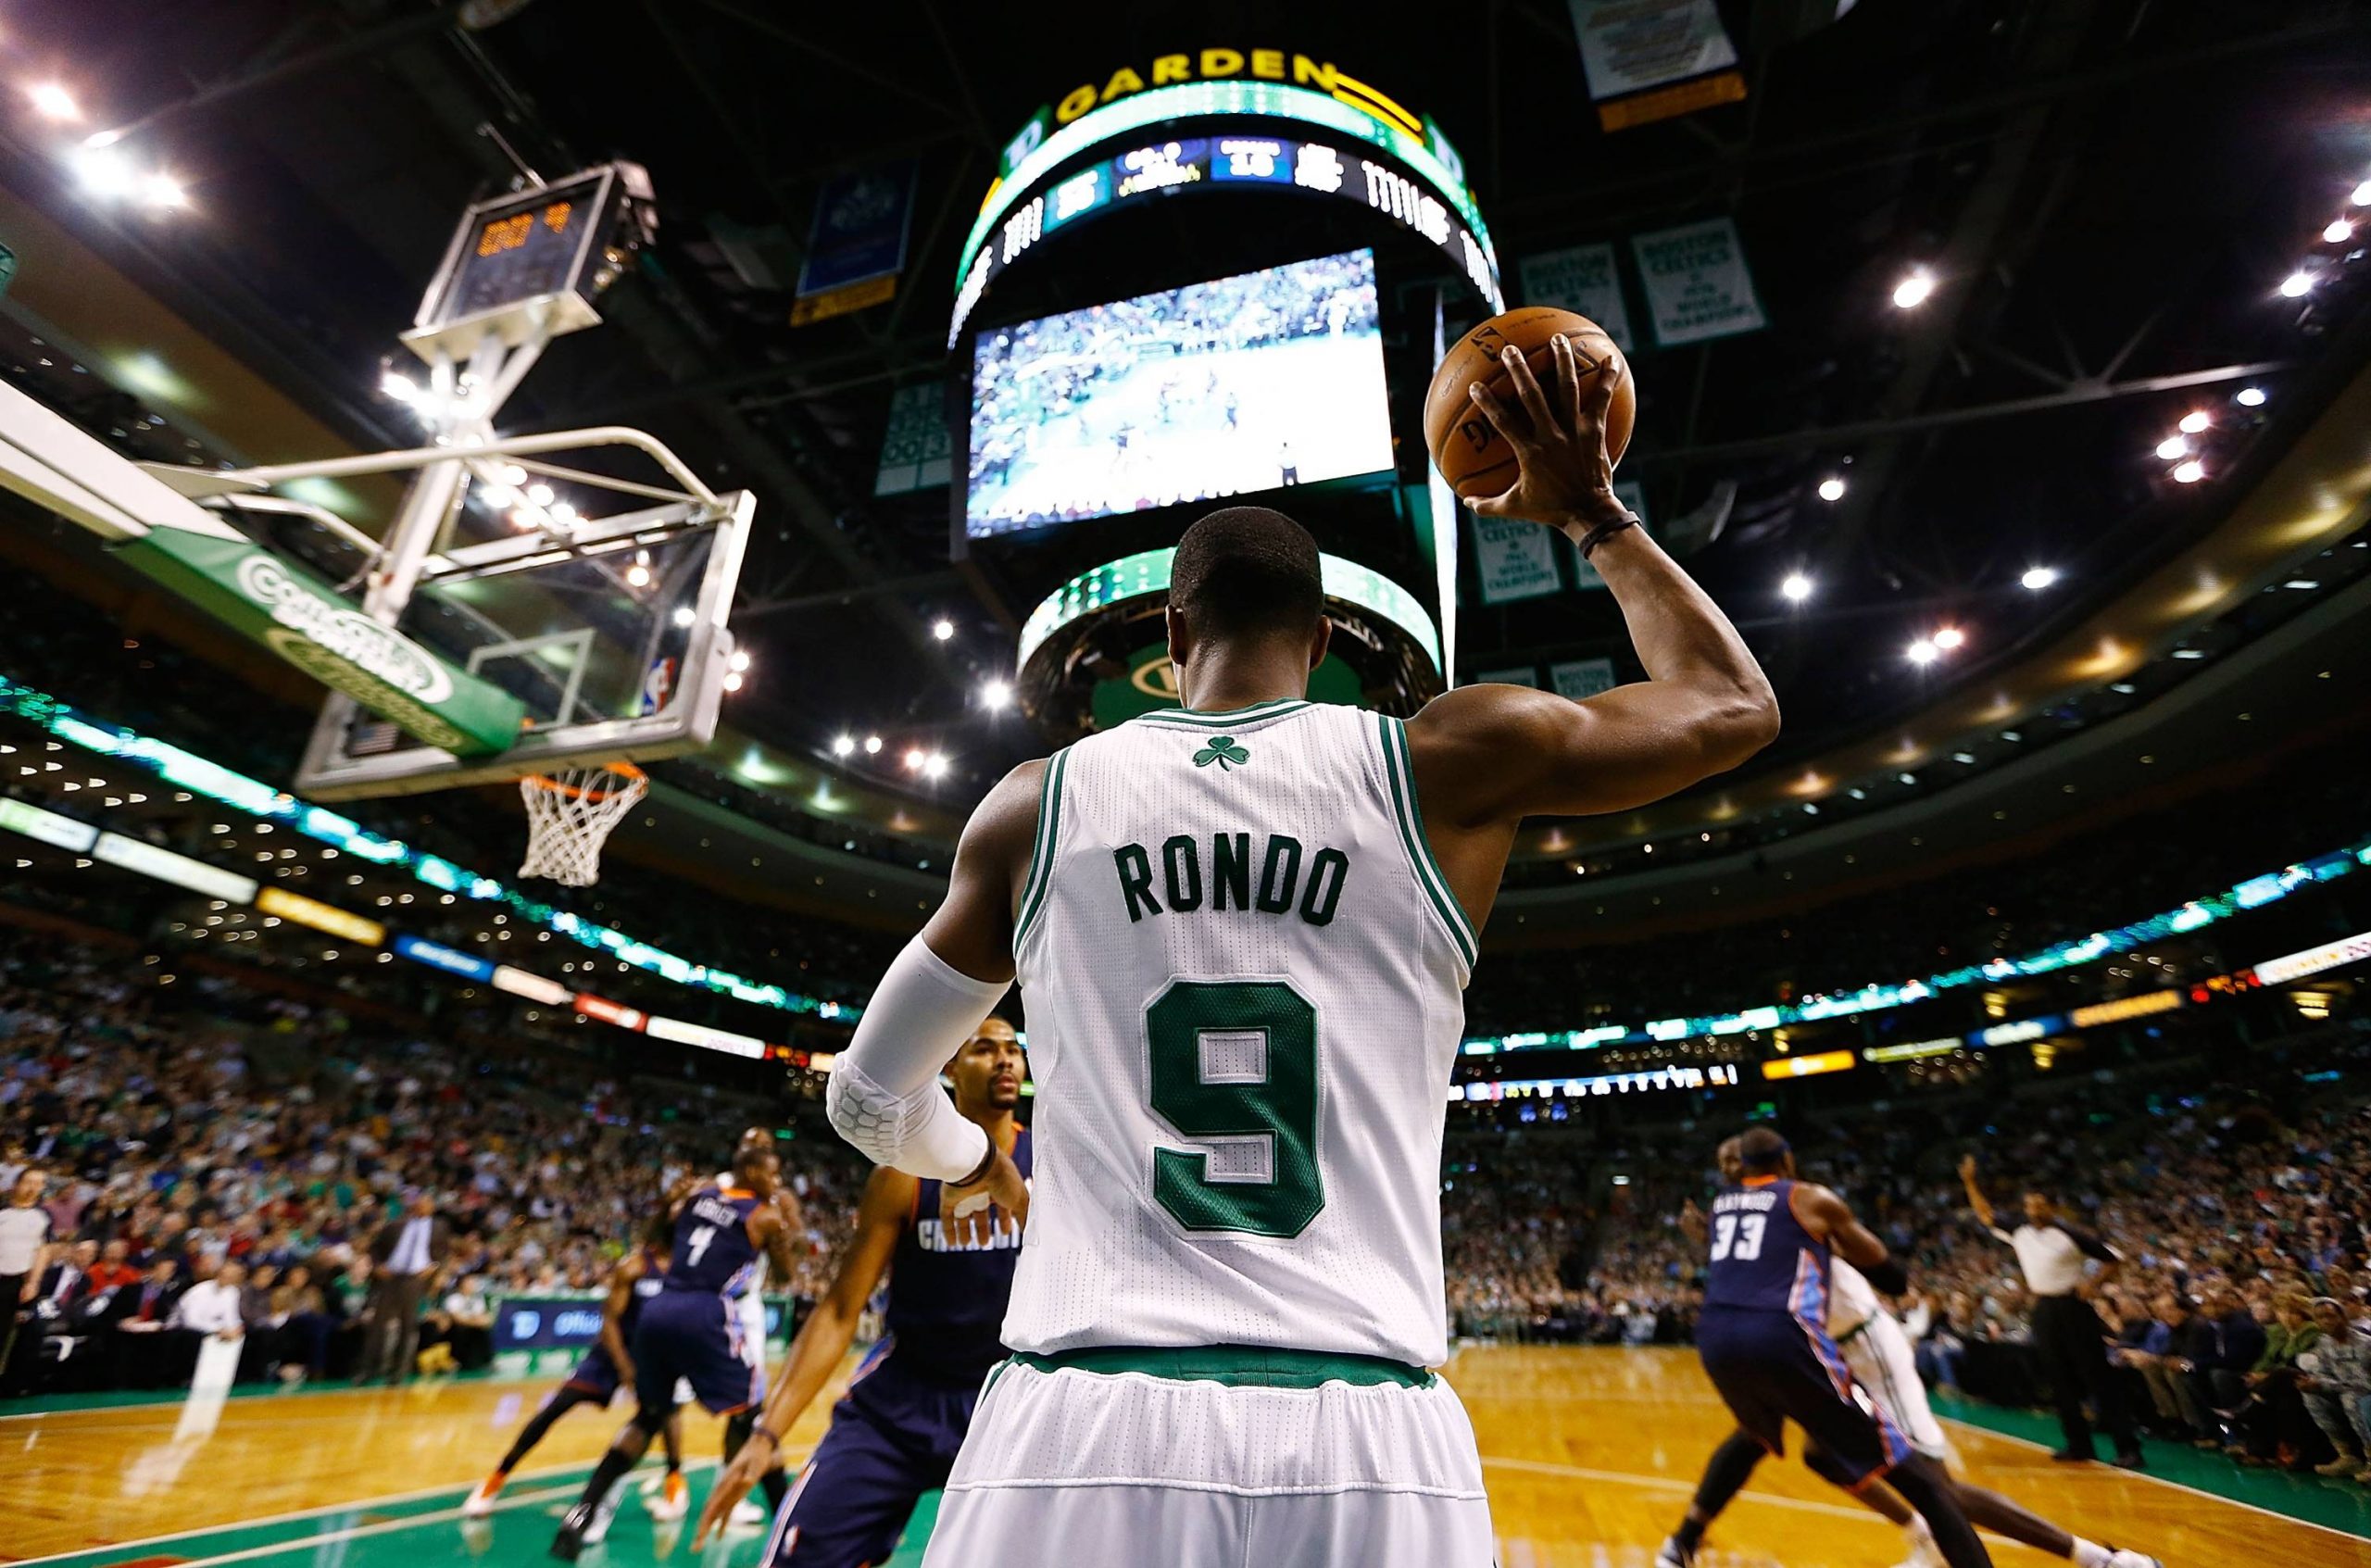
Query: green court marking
1936 1391 2371 1540
19 1464 940 1568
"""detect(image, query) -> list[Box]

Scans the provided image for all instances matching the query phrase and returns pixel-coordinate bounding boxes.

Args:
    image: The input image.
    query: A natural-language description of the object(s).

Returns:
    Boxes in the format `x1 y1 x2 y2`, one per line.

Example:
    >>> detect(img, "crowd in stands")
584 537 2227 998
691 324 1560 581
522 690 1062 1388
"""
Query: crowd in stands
1575 1022 2371 1475
0 927 865 1398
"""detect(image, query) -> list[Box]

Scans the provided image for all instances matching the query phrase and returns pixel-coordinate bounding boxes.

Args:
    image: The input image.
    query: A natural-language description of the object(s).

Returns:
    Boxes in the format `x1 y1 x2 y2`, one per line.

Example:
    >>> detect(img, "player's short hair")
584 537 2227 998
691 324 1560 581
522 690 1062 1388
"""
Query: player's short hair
732 1138 776 1176
1170 507 1323 643
1737 1126 1790 1173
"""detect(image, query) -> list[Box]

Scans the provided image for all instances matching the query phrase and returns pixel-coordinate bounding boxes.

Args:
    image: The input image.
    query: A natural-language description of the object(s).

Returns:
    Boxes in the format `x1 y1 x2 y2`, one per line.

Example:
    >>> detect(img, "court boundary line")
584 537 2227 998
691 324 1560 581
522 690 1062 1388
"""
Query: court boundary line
1938 1412 2371 1547
1477 1455 1891 1524
6 1453 746 1568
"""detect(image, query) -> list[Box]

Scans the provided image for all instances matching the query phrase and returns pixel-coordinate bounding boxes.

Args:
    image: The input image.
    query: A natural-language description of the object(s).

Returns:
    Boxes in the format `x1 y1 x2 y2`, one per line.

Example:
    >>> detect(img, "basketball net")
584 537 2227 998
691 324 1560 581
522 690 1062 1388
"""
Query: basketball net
519 761 646 886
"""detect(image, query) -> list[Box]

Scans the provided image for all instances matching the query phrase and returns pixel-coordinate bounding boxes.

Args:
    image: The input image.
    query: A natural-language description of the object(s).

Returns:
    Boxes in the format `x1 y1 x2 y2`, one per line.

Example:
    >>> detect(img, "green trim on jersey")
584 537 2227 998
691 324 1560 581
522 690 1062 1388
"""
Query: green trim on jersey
1377 715 1478 969
1009 1343 1433 1388
1012 747 1070 949
1130 697 1311 728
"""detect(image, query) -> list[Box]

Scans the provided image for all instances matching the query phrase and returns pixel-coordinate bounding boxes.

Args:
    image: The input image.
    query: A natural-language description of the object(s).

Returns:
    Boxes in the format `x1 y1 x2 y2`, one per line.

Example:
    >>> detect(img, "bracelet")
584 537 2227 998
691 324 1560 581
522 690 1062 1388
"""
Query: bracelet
749 1421 781 1449
1576 511 1641 559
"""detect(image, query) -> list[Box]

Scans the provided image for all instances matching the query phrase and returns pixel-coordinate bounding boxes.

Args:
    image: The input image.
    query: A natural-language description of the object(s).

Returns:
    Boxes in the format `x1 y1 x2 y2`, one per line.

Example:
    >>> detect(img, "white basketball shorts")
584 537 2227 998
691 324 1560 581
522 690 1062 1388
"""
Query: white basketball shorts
1839 1311 1953 1462
921 1347 1494 1568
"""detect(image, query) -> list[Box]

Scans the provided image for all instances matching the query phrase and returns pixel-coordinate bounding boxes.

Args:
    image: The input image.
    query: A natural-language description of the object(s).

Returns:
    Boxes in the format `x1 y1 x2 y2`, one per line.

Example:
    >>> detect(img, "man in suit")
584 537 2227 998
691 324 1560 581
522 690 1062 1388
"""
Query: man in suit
361 1190 452 1384
109 1257 184 1387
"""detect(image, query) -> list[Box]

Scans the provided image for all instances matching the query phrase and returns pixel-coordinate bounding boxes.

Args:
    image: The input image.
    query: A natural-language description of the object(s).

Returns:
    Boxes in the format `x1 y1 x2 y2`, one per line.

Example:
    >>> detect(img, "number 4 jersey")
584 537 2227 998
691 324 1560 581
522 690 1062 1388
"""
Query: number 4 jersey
1008 699 1474 1368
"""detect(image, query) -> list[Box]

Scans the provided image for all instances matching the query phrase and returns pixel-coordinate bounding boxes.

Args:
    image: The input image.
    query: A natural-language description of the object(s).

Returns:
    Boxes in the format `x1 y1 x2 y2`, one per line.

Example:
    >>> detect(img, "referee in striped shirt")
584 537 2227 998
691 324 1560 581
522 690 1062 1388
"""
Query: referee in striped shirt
1961 1155 2144 1468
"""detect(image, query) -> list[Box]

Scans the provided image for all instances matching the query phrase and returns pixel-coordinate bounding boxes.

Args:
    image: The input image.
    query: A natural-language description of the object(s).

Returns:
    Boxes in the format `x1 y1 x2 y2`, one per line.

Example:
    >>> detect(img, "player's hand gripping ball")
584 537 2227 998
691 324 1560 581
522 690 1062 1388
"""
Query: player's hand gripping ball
1424 307 1634 502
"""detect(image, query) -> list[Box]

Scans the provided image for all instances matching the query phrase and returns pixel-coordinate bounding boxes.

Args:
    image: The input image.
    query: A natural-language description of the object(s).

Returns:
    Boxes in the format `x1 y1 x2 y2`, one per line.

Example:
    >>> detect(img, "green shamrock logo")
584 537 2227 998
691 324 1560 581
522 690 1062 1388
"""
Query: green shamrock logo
1192 736 1250 771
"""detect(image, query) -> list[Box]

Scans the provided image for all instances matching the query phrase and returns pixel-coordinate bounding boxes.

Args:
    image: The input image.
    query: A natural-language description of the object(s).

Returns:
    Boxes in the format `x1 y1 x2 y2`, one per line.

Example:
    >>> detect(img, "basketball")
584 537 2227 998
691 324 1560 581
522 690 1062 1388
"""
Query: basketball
1422 307 1636 503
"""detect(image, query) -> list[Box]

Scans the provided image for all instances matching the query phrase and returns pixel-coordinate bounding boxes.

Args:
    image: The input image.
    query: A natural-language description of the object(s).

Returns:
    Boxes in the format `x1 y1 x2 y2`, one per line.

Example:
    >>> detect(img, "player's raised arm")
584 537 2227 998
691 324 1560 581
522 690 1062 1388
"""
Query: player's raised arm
822 761 1038 1220
1410 336 1778 834
1958 1152 2000 1233
695 1166 914 1547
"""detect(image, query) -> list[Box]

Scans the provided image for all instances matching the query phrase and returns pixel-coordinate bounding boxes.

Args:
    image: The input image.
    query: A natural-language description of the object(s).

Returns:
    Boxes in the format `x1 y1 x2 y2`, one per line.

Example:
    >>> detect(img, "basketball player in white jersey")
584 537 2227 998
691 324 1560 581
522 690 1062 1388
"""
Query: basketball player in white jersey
1673 1138 2162 1568
823 336 1781 1563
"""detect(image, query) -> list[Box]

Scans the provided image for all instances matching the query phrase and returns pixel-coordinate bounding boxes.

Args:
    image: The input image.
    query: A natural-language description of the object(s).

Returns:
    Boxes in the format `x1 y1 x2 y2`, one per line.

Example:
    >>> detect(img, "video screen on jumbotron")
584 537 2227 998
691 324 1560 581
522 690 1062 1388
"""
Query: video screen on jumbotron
965 248 1393 537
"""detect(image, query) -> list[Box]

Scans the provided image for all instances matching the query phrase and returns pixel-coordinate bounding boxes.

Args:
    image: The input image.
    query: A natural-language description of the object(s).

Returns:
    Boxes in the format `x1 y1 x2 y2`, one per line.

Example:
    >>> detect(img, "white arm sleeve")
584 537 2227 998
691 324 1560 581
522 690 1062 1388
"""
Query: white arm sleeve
824 935 1010 1181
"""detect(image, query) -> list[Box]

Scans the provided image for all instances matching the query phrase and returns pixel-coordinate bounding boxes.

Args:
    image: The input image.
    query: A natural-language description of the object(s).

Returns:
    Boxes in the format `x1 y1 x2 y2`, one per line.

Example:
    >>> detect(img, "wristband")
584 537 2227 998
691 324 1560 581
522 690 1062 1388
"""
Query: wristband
1576 511 1640 559
750 1422 781 1449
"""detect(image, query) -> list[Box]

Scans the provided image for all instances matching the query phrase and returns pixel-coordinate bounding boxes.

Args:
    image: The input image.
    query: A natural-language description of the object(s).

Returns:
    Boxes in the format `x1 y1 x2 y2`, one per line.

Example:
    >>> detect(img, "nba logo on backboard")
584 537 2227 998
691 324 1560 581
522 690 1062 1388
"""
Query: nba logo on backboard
640 657 677 716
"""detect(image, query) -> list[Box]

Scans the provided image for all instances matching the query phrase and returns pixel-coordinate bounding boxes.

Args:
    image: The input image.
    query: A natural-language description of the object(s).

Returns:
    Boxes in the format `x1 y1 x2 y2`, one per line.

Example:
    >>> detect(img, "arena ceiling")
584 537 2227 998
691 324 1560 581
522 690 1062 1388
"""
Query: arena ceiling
4 0 2370 912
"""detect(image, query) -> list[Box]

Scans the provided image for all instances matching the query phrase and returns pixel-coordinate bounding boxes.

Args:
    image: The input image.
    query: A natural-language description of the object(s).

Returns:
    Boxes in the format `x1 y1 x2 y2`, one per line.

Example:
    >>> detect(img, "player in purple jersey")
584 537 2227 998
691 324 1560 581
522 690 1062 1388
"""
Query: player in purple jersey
464 1216 684 1518
552 1140 805 1561
1672 1138 2163 1568
1658 1127 1991 1568
694 1021 1030 1566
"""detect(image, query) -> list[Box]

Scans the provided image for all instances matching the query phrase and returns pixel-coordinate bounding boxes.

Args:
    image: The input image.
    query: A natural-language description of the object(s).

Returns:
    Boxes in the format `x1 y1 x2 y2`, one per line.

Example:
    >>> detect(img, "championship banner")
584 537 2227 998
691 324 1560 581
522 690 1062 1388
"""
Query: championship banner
794 160 918 325
116 529 525 756
1569 0 1747 131
874 383 954 496
1633 218 1766 346
1517 243 1635 351
1471 514 1562 604
1550 658 1618 700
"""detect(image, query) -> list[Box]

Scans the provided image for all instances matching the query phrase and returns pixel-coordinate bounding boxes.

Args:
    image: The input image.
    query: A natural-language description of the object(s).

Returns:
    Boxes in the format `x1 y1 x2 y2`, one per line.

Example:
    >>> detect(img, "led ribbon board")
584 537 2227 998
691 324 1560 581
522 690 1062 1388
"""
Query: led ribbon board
1016 547 1442 675
952 78 1501 345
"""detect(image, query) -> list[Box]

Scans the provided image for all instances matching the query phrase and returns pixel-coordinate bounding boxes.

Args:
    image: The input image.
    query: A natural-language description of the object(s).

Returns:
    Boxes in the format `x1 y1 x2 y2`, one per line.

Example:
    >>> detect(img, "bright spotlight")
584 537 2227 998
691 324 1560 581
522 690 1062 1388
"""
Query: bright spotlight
140 172 187 209
931 618 956 642
1816 476 1846 502
625 562 652 588
2020 566 2059 591
481 483 519 508
2235 385 2267 408
380 370 422 404
922 752 949 781
1906 638 1939 665
493 462 529 486
1930 626 1964 651
2177 410 2210 434
2172 459 2205 483
1890 268 1937 309
2355 180 2371 207
2326 219 2356 245
2278 270 2315 298
981 680 1013 710
671 606 696 629
525 483 556 508
2154 434 2189 460
831 734 855 758
728 649 751 673
721 671 744 693
863 734 883 755
71 144 136 197
29 84 81 122
547 502 577 525
1780 572 1813 604
508 506 542 531
903 746 926 771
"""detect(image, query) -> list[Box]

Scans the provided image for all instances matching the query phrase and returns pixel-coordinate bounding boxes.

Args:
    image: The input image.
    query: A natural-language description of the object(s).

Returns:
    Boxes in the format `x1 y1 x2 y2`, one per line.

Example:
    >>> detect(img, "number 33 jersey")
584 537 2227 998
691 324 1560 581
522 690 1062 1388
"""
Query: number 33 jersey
1702 1176 1830 1316
1008 699 1473 1368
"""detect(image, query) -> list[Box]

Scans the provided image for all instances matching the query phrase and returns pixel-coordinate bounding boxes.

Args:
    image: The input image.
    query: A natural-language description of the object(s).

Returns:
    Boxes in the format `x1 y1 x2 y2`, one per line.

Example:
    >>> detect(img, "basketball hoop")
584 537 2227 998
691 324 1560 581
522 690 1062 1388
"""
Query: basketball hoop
519 761 646 886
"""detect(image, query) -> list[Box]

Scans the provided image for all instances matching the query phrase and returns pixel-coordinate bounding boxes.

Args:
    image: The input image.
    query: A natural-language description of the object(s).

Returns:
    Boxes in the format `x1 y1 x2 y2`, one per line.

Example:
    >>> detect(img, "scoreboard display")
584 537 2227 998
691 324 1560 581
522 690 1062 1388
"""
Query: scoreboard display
408 163 652 356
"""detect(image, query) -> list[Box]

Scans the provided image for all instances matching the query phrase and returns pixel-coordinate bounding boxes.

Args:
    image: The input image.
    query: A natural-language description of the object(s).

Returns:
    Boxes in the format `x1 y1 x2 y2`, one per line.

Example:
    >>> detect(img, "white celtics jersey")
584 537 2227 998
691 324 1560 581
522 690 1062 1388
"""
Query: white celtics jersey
1007 697 1474 1368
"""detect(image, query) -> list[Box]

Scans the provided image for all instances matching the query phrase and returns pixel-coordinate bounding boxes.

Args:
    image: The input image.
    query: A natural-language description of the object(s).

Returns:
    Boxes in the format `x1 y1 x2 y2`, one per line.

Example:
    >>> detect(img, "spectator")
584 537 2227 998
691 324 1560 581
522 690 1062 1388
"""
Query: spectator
0 1168 49 1388
169 1257 246 1383
2300 1298 2371 1478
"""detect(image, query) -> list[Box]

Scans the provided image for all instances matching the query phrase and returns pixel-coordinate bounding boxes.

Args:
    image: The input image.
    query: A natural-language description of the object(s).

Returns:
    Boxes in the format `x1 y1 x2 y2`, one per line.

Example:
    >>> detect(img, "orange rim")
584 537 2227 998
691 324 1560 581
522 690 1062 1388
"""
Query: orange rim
520 761 646 802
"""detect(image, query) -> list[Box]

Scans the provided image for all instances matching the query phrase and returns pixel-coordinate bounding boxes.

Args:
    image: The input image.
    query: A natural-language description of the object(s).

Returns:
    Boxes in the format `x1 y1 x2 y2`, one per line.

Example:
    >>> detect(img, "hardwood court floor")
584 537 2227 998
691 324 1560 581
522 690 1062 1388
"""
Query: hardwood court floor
6 1346 2368 1566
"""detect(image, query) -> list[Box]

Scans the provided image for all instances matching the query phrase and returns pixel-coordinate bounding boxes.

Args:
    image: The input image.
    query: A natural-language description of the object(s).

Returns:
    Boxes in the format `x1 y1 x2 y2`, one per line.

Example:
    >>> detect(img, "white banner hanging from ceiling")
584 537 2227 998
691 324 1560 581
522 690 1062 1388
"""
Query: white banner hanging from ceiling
1632 217 1766 346
1517 243 1636 352
1472 515 1563 604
